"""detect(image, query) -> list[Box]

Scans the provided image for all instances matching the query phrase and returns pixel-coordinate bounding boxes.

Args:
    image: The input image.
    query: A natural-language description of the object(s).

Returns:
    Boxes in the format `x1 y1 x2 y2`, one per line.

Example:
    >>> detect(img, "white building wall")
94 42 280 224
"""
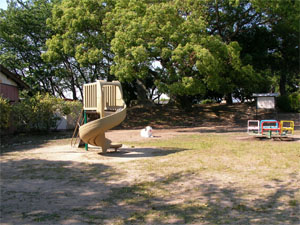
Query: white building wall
55 112 77 130
0 72 18 86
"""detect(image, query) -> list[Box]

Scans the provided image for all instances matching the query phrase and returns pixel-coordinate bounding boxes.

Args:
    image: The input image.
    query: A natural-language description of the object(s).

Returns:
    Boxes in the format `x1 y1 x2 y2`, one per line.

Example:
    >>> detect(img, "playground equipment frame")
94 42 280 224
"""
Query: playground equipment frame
247 119 294 139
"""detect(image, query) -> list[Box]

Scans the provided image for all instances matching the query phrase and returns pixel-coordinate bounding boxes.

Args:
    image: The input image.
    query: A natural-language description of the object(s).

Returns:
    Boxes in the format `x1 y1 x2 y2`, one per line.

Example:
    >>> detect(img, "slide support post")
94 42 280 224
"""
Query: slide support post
84 110 88 151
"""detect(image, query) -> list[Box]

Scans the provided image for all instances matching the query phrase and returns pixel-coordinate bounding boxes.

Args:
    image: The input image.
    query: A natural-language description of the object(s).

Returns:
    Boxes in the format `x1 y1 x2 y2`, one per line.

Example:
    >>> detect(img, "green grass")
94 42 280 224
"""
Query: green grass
21 212 60 222
79 133 299 224
123 134 300 181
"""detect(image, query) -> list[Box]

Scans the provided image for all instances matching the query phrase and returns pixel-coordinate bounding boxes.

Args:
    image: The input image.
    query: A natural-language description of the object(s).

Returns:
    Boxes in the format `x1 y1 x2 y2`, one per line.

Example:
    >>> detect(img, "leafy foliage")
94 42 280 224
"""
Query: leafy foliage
0 0 60 95
42 0 116 99
277 92 300 113
250 0 300 96
11 92 82 132
106 0 260 106
59 100 82 118
0 0 299 108
12 92 60 131
0 96 11 129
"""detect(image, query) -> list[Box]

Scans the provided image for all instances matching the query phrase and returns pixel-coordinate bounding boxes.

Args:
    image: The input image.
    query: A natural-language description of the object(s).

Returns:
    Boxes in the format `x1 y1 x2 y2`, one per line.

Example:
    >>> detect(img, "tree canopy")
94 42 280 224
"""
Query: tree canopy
0 0 299 107
0 0 58 95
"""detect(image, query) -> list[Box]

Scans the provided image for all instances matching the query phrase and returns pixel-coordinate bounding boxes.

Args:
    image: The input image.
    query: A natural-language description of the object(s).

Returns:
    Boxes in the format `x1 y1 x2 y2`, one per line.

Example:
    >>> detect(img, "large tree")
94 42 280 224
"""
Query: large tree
42 0 116 99
0 0 64 96
251 0 300 96
208 0 300 97
105 0 259 106
1 0 298 103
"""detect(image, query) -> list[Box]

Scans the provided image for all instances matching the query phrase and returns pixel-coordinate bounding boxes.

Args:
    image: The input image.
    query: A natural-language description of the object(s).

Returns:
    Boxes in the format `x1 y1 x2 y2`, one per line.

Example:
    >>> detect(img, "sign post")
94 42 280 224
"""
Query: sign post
252 93 279 119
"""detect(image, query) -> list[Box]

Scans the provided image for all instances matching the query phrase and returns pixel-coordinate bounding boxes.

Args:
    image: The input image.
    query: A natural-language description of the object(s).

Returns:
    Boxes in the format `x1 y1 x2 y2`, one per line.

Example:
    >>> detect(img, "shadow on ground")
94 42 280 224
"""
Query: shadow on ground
98 172 300 224
1 157 299 224
98 147 187 158
0 131 72 154
0 158 116 224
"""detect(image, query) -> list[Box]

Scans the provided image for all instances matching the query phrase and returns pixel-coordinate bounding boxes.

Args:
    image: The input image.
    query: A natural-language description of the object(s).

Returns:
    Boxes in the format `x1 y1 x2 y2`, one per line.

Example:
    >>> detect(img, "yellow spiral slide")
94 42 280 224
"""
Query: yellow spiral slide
78 80 126 153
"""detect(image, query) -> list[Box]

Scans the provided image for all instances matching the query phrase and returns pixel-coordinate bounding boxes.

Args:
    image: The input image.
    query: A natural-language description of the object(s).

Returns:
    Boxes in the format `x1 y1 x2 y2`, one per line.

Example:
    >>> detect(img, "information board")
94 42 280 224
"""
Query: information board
257 97 275 109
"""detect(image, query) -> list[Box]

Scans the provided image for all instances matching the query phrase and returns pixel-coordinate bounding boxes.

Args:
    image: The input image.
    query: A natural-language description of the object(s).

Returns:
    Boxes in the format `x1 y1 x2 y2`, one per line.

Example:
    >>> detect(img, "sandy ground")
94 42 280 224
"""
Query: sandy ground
106 126 247 142
1 127 299 224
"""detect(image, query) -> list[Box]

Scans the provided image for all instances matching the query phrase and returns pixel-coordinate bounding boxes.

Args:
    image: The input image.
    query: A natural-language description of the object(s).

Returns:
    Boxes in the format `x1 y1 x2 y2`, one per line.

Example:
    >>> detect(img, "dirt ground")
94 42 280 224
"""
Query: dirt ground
107 126 245 142
1 127 299 224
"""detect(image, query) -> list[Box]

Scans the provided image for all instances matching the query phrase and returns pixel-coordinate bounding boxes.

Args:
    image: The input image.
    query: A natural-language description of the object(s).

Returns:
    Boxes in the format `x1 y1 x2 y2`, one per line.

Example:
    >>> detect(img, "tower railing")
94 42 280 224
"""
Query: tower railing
83 80 124 118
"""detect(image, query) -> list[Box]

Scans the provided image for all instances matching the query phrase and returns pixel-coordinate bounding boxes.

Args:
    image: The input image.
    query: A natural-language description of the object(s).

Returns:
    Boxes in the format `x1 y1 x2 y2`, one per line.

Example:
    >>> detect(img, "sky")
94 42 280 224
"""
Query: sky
0 0 7 10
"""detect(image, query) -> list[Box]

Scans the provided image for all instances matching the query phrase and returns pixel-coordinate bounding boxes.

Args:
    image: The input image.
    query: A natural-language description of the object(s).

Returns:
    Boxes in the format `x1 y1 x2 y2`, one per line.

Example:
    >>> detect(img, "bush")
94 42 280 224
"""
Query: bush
200 99 216 104
58 100 82 118
11 92 82 132
0 96 11 129
56 100 83 128
289 92 300 112
12 93 61 132
277 92 300 112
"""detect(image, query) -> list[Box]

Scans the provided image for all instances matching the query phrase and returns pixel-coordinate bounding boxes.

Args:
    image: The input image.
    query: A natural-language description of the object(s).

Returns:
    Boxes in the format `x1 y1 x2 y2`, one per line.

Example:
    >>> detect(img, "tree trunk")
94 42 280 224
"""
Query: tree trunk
279 73 286 96
225 93 233 104
174 95 193 111
135 79 152 105
70 75 77 100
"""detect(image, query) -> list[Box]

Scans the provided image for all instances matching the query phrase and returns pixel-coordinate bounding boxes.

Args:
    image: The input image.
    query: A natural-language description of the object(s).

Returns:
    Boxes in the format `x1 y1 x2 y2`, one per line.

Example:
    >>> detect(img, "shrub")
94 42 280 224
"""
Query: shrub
277 92 300 112
11 92 83 132
56 100 83 128
59 100 82 118
12 92 61 132
0 92 83 133
277 95 290 112
0 96 11 129
288 92 300 112
201 99 216 104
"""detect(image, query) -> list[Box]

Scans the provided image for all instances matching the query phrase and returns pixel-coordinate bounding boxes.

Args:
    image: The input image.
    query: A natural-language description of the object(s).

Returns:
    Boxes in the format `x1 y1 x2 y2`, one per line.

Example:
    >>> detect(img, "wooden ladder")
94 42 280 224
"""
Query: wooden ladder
71 109 85 148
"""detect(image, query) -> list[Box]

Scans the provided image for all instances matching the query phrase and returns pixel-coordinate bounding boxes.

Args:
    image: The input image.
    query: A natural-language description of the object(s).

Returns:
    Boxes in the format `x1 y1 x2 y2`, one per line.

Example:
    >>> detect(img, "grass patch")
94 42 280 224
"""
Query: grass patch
124 134 300 181
21 212 60 222
99 133 300 224
32 213 60 222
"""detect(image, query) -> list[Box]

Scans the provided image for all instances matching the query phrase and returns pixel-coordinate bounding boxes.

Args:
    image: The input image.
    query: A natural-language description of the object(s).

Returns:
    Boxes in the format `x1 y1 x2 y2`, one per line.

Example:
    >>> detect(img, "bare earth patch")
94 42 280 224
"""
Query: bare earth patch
1 127 300 224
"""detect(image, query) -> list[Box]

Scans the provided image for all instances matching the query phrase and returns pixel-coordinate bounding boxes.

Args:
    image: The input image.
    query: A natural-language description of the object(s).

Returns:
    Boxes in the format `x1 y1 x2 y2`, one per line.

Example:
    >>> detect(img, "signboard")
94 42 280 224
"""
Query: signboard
257 97 275 109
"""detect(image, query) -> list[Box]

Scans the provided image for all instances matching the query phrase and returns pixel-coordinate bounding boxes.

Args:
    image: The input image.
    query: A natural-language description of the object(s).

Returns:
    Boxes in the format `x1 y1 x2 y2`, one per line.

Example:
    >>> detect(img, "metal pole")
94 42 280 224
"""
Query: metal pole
255 97 257 119
84 110 88 151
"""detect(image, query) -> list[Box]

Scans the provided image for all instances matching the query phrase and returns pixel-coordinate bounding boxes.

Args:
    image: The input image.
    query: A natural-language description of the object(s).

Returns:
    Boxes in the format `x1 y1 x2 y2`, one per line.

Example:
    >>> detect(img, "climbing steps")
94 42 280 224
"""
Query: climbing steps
71 109 85 148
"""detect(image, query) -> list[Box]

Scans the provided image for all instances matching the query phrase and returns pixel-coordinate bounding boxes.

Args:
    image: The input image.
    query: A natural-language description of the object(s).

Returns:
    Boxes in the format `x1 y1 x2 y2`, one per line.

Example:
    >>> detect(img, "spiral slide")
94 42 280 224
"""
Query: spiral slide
78 80 126 153
79 104 126 153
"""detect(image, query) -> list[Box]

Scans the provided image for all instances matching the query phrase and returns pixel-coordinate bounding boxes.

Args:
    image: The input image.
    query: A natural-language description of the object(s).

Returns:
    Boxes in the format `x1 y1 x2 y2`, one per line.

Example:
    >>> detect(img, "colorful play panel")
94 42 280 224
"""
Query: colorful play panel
247 120 294 138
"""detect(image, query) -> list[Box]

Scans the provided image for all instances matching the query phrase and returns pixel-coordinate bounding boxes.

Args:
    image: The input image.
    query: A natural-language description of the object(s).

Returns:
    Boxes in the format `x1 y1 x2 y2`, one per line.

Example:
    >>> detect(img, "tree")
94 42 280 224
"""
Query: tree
105 0 258 106
203 0 299 100
239 0 299 96
2 0 297 104
205 0 270 102
256 0 300 96
0 0 63 96
42 0 116 99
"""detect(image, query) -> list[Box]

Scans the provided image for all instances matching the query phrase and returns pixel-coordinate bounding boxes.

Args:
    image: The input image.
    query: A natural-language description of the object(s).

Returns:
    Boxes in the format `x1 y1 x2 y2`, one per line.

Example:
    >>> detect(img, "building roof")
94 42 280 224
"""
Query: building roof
0 64 29 90
252 93 279 97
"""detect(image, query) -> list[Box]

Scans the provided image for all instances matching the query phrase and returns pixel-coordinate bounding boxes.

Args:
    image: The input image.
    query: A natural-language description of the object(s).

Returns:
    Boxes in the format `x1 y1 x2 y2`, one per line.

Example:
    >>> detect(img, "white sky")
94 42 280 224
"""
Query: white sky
0 0 7 10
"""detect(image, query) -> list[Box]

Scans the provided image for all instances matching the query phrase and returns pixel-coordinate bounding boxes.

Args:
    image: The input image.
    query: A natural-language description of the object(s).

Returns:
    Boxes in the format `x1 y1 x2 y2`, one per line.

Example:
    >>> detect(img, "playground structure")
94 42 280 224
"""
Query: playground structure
247 119 294 139
72 80 126 152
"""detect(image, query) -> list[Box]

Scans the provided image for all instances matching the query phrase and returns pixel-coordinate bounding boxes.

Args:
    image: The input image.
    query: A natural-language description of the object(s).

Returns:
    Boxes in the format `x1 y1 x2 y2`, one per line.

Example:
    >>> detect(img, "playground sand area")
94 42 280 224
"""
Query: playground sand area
1 127 300 224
